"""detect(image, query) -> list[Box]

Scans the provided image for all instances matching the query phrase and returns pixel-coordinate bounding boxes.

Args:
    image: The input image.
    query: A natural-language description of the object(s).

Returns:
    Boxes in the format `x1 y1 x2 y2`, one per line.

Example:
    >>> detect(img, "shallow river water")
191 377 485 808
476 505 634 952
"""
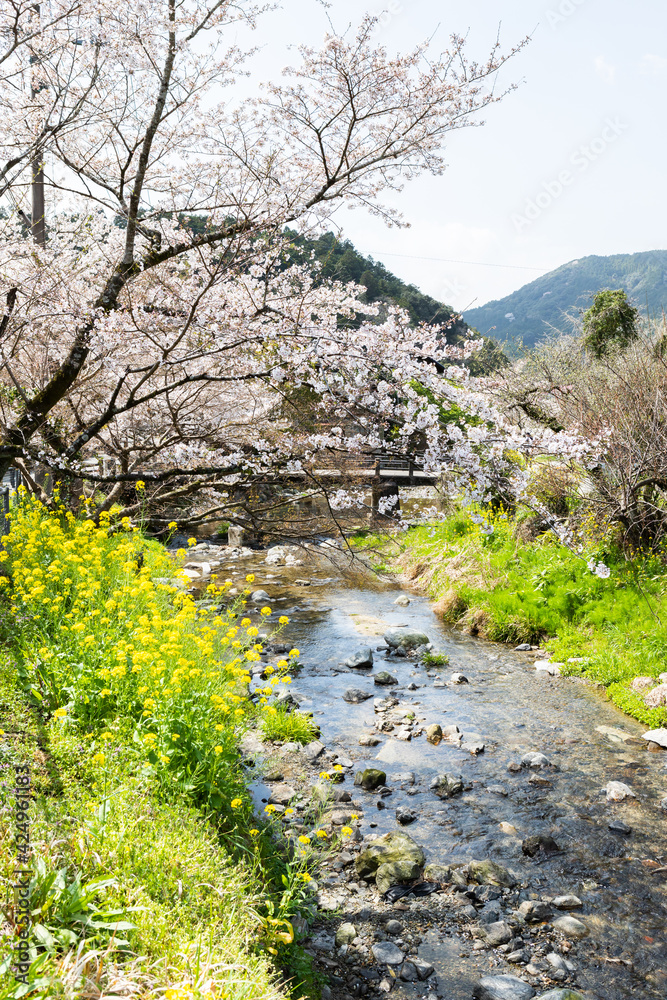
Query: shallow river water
194 541 667 999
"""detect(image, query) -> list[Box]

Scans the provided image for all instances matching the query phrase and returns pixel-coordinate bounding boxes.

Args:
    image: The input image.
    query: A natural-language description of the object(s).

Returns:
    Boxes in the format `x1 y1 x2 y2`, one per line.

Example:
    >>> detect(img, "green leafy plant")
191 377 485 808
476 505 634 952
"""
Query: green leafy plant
421 650 450 667
260 706 319 745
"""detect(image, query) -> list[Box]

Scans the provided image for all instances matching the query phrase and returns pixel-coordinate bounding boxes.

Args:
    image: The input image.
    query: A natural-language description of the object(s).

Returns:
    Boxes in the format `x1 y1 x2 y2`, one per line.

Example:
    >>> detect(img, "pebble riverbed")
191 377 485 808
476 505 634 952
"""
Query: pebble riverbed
180 538 667 1000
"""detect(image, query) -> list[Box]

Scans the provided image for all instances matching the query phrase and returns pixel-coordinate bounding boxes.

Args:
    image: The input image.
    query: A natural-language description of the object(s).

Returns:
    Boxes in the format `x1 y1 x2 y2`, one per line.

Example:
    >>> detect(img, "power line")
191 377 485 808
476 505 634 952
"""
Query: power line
368 251 547 271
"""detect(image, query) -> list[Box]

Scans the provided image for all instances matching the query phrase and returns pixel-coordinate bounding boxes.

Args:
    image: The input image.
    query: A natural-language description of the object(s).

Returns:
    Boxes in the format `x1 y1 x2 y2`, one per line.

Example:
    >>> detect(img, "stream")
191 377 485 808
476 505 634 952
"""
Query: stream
184 538 667 1000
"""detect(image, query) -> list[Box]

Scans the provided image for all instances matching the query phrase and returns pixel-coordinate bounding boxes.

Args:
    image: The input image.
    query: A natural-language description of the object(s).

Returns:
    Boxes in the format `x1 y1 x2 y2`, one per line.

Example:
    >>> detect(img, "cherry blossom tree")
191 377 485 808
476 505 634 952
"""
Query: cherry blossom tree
0 0 551 533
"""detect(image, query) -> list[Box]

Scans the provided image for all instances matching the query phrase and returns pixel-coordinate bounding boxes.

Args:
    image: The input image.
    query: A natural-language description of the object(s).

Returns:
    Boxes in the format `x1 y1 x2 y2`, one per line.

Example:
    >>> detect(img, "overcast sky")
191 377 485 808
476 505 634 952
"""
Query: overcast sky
239 0 667 311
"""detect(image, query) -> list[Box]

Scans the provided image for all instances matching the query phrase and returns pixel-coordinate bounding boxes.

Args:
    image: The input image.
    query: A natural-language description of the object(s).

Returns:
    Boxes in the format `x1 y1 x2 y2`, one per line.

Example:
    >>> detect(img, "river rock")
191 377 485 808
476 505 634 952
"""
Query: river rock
552 895 582 910
359 734 381 746
395 806 417 825
518 900 552 923
335 922 357 946
604 780 635 802
302 740 325 762
423 862 453 883
442 723 461 739
660 796 667 813
469 859 517 888
473 975 535 1000
250 589 271 603
384 627 430 650
426 723 442 744
552 915 589 938
533 991 587 1000
522 835 560 857
330 809 353 826
376 857 422 893
344 647 374 669
430 772 464 798
528 773 552 787
642 728 667 748
644 683 667 707
410 957 435 980
535 660 562 676
374 671 398 686
343 688 373 703
371 941 405 965
355 829 425 880
450 672 469 684
394 595 411 607
630 676 655 692
608 819 632 834
521 751 551 769
354 768 387 791
481 921 514 947
268 783 296 805
515 643 532 651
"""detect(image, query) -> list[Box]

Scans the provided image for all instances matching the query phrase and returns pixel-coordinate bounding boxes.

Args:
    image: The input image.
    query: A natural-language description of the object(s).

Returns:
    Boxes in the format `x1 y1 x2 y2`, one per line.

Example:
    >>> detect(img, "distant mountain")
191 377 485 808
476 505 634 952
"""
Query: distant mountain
463 250 667 348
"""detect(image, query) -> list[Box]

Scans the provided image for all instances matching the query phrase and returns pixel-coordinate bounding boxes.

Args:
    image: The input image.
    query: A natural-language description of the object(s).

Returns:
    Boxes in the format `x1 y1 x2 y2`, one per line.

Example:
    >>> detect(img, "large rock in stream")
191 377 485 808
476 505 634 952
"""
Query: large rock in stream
354 768 386 791
384 627 430 649
469 859 517 888
355 830 425 893
430 772 464 799
533 992 588 1000
473 975 535 1000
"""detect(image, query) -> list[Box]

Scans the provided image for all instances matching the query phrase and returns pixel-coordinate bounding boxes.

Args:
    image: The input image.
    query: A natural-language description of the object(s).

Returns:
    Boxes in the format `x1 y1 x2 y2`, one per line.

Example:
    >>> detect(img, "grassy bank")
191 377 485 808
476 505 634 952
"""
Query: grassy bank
354 506 667 729
0 495 320 1000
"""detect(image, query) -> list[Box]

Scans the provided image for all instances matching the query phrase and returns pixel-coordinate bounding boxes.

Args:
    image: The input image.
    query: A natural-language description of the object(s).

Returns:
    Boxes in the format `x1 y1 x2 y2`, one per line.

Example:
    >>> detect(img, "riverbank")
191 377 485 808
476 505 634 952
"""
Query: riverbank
0 497 317 1000
352 508 667 729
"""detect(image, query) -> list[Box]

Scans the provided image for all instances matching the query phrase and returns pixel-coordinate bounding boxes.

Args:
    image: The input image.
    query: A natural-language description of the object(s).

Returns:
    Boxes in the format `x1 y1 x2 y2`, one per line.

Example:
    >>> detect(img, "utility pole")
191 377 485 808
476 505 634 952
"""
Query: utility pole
30 4 45 246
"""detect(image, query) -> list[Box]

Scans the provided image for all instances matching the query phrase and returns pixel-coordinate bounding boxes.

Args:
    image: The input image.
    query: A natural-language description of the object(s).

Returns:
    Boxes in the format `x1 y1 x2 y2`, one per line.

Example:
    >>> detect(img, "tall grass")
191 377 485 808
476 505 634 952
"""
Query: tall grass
357 506 667 728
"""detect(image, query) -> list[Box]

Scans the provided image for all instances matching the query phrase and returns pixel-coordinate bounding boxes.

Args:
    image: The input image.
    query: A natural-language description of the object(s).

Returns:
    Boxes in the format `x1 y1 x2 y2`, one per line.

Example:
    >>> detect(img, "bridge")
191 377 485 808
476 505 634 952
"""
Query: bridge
280 455 438 486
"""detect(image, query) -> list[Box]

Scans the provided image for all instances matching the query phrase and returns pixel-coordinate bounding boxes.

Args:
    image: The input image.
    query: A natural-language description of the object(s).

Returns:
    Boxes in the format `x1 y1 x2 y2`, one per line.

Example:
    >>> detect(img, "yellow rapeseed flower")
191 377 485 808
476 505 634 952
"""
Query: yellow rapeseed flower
279 615 289 625
53 707 67 719
245 574 255 582
298 835 311 844
231 798 242 809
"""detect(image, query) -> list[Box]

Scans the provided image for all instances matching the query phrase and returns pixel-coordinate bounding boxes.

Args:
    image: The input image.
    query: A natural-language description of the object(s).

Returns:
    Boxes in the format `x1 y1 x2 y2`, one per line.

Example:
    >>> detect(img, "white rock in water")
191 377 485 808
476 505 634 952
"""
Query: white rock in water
642 728 667 748
552 915 589 938
394 595 411 606
535 660 562 676
552 894 582 910
450 672 469 684
371 941 406 965
250 589 271 603
521 751 551 769
604 780 636 802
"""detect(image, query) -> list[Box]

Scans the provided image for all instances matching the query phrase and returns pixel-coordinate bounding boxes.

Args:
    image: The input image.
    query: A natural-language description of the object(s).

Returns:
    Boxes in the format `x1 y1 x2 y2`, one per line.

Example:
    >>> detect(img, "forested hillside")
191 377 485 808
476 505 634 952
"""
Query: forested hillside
464 250 667 348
